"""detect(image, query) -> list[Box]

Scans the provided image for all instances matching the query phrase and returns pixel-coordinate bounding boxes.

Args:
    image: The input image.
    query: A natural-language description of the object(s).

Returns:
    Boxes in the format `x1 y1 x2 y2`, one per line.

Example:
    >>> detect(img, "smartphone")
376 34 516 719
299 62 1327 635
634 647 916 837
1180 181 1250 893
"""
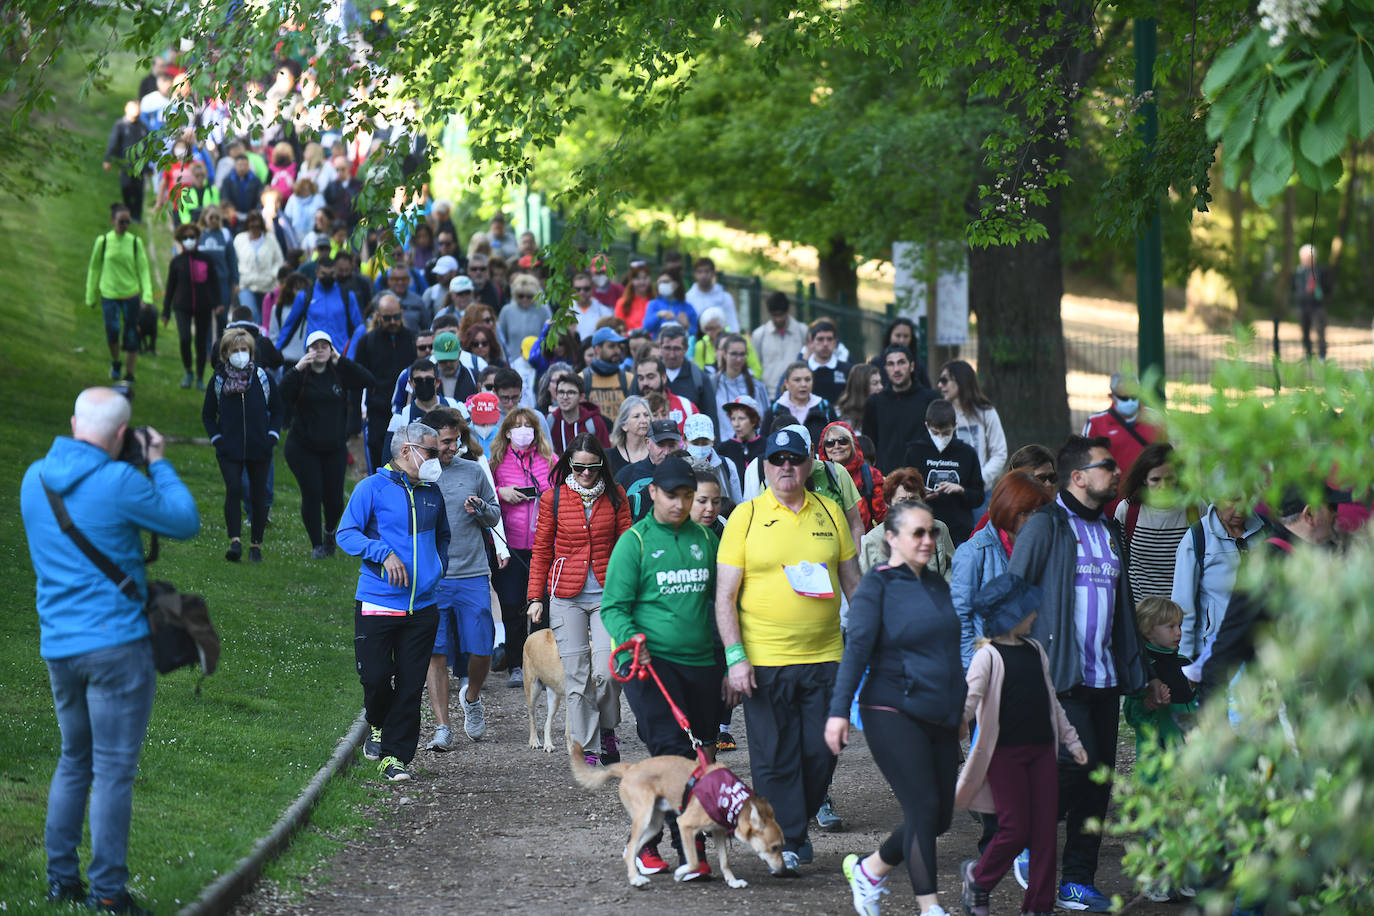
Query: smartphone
515 486 538 499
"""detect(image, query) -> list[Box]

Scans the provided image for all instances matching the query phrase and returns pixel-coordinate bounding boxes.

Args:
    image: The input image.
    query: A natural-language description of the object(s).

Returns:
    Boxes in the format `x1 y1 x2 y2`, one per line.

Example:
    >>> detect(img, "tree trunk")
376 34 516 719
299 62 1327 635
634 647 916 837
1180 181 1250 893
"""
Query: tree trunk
816 236 859 307
1230 181 1247 323
1276 186 1296 358
969 178 1071 447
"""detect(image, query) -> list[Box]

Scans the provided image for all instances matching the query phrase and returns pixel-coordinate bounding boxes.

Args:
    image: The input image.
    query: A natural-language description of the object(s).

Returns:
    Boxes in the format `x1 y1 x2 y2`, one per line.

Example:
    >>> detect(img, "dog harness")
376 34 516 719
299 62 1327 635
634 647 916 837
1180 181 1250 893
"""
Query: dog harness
681 766 753 831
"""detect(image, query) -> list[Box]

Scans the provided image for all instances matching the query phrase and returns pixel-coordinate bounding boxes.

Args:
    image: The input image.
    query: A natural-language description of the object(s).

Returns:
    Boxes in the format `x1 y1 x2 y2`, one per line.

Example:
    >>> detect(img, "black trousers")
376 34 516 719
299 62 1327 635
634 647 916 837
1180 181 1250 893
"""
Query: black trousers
174 309 213 378
285 436 348 548
217 456 270 543
623 656 723 858
867 709 959 897
354 603 439 765
1299 302 1327 359
365 405 390 473
493 548 536 664
742 661 838 851
119 172 144 223
1056 685 1121 884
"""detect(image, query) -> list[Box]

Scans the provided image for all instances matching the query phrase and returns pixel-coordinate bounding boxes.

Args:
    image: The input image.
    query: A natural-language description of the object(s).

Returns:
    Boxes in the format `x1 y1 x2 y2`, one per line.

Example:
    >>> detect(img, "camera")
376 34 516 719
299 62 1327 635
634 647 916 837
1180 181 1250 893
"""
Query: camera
119 426 152 468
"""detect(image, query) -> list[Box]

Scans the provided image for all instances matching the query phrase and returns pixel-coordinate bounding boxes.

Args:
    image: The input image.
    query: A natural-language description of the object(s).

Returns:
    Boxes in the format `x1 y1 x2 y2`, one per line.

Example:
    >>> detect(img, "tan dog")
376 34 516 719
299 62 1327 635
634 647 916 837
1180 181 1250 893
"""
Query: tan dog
523 628 568 752
570 742 786 888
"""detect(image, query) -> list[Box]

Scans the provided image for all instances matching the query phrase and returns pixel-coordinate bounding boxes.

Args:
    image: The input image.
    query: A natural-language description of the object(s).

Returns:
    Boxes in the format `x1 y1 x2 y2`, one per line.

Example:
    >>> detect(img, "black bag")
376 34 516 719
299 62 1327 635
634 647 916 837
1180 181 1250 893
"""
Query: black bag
41 481 219 680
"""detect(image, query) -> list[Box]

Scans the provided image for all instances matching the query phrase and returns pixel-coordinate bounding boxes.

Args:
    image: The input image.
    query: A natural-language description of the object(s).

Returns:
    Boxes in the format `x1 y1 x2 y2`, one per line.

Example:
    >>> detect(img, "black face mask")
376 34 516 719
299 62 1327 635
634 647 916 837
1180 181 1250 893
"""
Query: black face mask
412 376 437 400
318 275 336 289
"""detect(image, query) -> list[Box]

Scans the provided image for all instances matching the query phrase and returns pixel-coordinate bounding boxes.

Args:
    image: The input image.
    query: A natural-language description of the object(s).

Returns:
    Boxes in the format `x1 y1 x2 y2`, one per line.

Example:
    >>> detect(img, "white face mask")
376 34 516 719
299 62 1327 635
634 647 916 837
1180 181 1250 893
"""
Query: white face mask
174 145 188 158
407 446 442 482
181 238 197 251
657 282 675 298
929 430 953 452
1115 397 1140 419
685 444 713 462
228 351 251 369
509 427 535 449
592 273 610 289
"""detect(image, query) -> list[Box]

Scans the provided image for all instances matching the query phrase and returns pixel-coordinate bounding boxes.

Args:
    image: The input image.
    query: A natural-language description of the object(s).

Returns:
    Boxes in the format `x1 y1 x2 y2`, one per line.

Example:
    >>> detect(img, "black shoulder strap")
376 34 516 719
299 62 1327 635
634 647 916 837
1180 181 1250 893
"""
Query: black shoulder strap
41 481 140 600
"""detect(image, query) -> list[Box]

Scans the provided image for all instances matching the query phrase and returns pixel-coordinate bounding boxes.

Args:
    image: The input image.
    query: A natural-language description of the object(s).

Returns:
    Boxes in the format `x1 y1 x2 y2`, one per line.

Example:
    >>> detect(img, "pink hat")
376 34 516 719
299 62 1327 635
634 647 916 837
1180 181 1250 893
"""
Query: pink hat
465 392 500 425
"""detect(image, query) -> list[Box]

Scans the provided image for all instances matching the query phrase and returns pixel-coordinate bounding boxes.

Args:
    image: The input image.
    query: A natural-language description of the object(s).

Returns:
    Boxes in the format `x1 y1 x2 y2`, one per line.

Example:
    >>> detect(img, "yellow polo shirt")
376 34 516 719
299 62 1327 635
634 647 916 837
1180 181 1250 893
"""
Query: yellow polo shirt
718 488 855 666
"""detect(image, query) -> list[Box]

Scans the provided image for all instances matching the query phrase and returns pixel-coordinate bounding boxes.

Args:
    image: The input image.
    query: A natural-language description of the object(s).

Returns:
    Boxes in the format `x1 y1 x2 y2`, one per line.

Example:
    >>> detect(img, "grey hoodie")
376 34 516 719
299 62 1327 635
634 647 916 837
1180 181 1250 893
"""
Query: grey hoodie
436 457 501 579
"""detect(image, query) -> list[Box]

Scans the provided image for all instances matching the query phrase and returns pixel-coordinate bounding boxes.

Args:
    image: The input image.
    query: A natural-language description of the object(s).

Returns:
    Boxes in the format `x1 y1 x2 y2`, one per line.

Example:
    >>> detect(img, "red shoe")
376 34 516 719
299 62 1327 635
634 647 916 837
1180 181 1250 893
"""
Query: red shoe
636 846 671 875
678 860 712 881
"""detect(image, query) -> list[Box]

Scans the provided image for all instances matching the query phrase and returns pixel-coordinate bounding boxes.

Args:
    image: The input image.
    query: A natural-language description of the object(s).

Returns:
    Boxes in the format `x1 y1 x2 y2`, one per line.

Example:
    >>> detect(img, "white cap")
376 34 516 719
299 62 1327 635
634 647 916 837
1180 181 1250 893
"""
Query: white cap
305 330 333 349
432 255 459 275
682 413 715 443
449 275 475 294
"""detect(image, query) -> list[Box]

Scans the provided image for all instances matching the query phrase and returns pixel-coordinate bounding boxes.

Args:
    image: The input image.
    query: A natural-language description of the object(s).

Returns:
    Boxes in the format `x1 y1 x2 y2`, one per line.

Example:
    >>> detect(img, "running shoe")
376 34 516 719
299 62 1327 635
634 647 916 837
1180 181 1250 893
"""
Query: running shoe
777 850 801 876
1058 881 1112 912
919 906 951 916
600 728 620 763
716 730 737 752
180 372 194 389
311 544 330 560
960 858 990 916
249 546 262 563
583 752 600 767
1013 847 1030 889
379 756 411 781
635 846 671 875
363 726 382 760
225 541 242 562
46 879 84 904
87 890 152 915
679 835 711 880
461 692 487 741
816 794 844 831
427 724 453 752
842 853 889 916
796 839 814 865
507 666 523 687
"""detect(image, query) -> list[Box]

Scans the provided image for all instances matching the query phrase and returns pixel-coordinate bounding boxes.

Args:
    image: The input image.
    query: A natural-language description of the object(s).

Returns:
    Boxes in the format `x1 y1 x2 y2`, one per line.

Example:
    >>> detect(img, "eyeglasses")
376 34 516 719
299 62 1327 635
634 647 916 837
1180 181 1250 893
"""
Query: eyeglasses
1076 458 1118 473
514 293 535 301
556 389 579 398
380 313 402 322
571 462 602 473
408 444 438 459
1034 471 1058 485
936 376 952 385
822 438 850 449
437 239 455 248
905 527 938 540
767 453 806 467
470 338 490 348
572 285 592 293
468 266 488 273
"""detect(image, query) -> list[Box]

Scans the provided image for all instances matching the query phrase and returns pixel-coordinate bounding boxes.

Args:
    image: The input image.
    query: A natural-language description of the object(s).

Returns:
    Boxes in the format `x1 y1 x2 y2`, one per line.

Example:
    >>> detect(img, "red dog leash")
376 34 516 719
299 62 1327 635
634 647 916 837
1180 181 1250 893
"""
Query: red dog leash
610 634 711 770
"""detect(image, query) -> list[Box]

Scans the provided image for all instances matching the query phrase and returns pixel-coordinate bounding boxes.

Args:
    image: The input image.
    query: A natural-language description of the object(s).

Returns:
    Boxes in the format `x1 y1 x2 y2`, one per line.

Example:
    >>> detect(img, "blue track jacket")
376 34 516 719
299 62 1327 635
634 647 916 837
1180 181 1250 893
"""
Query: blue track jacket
337 465 450 611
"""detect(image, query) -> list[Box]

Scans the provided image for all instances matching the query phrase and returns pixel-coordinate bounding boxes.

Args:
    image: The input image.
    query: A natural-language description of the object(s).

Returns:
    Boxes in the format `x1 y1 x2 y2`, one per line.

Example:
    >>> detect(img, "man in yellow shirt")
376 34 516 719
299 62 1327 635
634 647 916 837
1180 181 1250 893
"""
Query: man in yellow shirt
716 427 860 874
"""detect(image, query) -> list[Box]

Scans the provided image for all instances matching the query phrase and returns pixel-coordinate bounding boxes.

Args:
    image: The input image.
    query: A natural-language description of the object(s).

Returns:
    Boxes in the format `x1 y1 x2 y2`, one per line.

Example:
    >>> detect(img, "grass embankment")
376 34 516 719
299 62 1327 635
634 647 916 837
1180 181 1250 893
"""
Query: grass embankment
0 52 376 912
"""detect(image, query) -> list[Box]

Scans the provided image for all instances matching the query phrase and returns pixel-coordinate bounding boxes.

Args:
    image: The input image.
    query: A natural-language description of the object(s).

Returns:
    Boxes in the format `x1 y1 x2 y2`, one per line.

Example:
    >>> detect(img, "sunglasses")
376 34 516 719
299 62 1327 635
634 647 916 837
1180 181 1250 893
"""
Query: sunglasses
1034 471 1059 485
115 218 132 226
1077 458 1118 473
822 438 850 449
417 343 434 352
571 462 602 473
904 527 938 540
515 293 535 301
381 313 402 322
767 453 806 467
470 337 490 347
936 375 952 384
572 285 592 292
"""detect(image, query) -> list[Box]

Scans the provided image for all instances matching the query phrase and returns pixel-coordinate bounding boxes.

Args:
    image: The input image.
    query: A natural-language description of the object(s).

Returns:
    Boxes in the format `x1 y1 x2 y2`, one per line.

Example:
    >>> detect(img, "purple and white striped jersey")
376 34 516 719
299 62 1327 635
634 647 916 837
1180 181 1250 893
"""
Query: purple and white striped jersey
1058 495 1121 688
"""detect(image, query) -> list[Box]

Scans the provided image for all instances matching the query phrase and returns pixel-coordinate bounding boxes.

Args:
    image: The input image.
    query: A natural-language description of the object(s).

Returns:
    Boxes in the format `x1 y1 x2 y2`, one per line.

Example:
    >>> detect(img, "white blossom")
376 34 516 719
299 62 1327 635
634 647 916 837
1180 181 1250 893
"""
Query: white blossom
1258 0 1326 46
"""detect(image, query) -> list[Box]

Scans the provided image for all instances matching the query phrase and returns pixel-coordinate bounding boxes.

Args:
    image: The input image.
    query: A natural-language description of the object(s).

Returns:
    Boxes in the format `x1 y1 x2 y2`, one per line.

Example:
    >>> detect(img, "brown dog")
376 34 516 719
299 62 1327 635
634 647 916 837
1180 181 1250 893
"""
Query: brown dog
523 628 567 752
570 742 786 888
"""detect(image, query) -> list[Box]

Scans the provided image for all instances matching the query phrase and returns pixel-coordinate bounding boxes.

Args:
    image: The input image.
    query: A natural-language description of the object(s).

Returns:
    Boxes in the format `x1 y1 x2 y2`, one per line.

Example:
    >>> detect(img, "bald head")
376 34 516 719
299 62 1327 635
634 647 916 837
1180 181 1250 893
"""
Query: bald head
71 388 131 454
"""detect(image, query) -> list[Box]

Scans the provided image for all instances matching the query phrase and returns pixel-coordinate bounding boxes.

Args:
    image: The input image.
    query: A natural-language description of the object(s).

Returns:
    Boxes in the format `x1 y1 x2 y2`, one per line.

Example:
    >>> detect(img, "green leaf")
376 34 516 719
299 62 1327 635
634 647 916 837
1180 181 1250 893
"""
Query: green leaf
1299 113 1347 163
1222 84 1264 160
1333 46 1374 138
1267 71 1314 133
1306 48 1352 115
1295 147 1343 190
1250 128 1295 204
1203 30 1258 96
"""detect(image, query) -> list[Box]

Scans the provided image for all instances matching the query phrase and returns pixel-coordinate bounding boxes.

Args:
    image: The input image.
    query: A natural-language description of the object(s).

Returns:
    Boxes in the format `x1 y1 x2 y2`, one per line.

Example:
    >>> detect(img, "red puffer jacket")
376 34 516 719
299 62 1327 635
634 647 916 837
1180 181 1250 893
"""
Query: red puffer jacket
527 482 633 601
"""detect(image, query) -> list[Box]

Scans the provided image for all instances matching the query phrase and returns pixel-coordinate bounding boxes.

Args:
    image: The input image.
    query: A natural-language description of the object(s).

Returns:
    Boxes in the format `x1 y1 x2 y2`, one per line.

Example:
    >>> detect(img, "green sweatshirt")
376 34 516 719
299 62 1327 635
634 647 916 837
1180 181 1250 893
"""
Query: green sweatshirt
86 231 153 305
600 513 718 667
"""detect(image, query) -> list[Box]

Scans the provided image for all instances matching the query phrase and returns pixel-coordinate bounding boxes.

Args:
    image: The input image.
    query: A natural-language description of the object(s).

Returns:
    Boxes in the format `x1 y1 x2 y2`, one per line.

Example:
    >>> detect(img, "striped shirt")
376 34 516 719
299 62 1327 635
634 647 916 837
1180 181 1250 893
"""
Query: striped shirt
1059 495 1121 688
1114 502 1191 601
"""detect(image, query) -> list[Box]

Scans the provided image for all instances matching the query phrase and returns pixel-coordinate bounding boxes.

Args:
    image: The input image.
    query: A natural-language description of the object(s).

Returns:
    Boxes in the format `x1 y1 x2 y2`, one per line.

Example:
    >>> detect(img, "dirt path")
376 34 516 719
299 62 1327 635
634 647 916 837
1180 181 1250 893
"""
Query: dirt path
238 684 1179 916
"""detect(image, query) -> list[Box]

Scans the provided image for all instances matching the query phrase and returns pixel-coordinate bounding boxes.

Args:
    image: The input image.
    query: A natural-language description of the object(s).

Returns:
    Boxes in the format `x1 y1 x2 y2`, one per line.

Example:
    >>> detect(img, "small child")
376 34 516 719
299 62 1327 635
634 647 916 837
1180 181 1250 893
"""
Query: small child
954 573 1086 916
1125 596 1198 757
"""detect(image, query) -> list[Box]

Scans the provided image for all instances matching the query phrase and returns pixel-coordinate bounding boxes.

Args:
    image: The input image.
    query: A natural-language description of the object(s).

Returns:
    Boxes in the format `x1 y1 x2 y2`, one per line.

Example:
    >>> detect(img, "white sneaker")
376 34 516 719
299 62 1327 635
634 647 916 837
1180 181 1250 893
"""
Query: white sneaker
460 691 487 741
842 853 888 916
427 724 453 752
919 905 950 916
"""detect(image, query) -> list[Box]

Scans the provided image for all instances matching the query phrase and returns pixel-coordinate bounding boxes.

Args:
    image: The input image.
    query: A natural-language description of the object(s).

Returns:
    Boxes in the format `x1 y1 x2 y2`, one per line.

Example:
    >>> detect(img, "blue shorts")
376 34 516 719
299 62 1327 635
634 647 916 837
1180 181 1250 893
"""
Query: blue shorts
434 576 494 663
101 296 141 352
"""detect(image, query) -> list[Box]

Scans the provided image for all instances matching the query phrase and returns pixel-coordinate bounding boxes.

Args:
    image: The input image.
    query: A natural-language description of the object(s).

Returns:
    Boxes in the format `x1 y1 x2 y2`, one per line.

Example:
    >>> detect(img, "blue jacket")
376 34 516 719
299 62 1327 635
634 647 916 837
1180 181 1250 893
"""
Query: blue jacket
336 466 451 612
642 298 698 337
20 437 200 659
202 365 282 461
828 562 967 729
275 282 364 356
949 522 1009 669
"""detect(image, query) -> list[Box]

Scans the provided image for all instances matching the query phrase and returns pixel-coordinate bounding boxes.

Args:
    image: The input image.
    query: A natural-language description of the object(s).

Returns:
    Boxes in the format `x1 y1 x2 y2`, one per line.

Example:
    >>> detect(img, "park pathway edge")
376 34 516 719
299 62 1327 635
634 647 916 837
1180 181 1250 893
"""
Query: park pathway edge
178 711 368 916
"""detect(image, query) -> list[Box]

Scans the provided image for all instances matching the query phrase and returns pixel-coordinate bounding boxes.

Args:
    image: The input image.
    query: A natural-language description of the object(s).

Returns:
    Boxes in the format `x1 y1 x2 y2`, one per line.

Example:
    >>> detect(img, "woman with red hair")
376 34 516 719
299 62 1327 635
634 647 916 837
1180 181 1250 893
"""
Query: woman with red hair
949 471 1053 669
818 421 886 531
614 263 653 330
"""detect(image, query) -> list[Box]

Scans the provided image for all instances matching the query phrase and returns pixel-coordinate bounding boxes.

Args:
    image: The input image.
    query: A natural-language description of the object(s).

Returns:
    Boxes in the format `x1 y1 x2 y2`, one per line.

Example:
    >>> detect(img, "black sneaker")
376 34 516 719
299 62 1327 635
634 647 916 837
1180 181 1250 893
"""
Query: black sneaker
600 728 621 764
491 642 508 672
379 756 411 782
122 373 135 383
225 541 242 562
87 889 153 915
311 544 330 560
363 726 382 760
46 879 83 903
249 546 262 563
109 361 122 380
323 530 337 556
961 858 990 916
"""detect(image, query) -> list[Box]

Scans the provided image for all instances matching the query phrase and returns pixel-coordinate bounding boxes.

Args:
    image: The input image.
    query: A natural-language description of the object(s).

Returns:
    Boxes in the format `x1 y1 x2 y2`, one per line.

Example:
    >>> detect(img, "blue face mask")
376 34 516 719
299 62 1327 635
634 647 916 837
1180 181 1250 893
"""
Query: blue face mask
1115 397 1139 419
686 444 713 462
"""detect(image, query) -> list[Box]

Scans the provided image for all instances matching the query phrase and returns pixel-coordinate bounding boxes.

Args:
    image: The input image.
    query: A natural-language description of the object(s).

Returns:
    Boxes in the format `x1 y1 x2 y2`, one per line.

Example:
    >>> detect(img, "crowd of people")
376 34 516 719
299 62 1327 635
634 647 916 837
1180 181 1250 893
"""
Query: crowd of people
42 44 1370 916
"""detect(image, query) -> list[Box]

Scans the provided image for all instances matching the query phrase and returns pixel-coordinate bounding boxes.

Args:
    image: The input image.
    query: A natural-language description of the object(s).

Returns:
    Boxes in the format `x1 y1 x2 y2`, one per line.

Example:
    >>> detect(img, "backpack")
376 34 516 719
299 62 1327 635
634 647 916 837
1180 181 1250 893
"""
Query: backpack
583 366 629 420
96 231 147 280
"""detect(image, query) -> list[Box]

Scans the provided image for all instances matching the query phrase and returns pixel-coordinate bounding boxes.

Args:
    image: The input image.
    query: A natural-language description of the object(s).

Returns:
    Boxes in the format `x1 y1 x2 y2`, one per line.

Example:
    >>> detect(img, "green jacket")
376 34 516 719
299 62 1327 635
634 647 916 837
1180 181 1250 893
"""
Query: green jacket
86 230 153 305
600 513 718 667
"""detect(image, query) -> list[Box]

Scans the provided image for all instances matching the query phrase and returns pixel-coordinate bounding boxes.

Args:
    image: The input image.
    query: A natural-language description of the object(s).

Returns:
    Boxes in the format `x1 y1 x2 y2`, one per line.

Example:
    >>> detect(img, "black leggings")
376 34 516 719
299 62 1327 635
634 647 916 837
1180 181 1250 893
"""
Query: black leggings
285 436 348 548
493 547 537 664
174 309 213 378
864 708 959 897
218 456 270 543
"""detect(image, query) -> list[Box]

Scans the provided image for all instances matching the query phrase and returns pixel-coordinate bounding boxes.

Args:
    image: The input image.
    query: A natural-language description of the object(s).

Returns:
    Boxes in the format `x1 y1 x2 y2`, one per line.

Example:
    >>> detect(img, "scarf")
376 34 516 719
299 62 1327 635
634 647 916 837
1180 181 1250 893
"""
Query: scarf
565 474 605 504
222 360 255 395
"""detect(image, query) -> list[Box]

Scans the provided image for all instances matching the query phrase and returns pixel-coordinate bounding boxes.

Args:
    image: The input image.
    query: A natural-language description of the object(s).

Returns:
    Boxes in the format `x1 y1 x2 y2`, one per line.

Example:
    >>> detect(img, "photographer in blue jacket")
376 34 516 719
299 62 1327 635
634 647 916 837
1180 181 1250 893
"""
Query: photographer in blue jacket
336 420 451 782
20 387 199 915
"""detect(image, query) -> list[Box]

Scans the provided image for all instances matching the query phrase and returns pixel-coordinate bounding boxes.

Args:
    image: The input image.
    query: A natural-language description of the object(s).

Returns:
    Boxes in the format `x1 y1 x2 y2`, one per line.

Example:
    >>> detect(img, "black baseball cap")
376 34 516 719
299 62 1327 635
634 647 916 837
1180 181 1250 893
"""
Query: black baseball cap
649 419 681 444
651 456 696 492
1277 483 1352 518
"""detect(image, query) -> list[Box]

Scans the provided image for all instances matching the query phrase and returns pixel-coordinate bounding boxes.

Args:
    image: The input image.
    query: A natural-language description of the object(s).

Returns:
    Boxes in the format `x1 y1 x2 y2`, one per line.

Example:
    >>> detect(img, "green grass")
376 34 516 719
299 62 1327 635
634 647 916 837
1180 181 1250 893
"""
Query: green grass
0 52 370 911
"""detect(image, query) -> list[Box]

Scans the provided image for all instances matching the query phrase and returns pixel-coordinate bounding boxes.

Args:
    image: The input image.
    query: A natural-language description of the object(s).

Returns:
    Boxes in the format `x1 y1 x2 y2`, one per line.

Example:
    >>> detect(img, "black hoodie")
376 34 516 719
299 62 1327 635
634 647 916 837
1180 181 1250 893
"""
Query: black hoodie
901 430 984 544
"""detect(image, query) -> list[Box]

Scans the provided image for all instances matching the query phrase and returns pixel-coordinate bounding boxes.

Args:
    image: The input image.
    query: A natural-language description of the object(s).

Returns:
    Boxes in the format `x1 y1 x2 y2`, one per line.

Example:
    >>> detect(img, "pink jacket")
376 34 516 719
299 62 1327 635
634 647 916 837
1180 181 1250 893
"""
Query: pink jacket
492 447 552 550
954 638 1084 814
